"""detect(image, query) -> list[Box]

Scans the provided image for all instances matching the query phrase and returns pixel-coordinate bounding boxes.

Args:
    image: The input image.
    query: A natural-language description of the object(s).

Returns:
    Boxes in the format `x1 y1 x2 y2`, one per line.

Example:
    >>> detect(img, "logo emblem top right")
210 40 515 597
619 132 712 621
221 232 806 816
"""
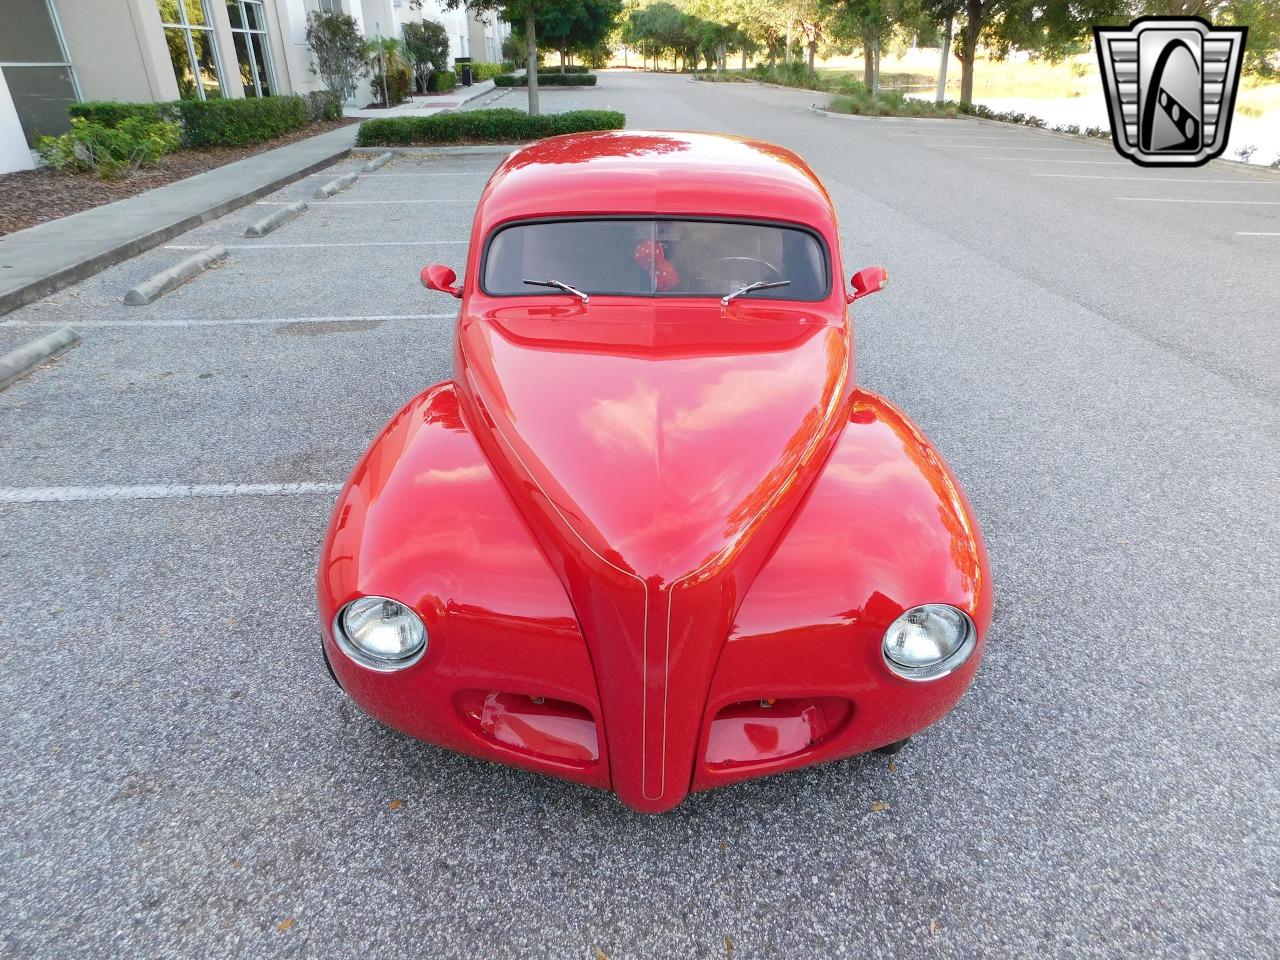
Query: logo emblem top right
1094 17 1248 167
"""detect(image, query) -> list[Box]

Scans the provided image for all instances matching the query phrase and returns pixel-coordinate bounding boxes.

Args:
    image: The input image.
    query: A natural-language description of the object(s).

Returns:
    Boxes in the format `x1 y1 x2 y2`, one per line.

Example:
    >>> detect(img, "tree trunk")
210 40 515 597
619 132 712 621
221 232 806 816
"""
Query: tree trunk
741 47 747 70
863 32 874 90
785 19 793 64
559 48 565 74
871 34 880 97
525 8 539 116
959 0 982 105
806 39 816 78
936 13 952 102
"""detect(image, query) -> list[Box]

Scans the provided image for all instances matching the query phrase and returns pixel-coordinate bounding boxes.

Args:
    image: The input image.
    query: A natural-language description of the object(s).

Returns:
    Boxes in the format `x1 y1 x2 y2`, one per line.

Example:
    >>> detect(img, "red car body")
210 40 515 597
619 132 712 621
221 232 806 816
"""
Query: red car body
317 131 993 813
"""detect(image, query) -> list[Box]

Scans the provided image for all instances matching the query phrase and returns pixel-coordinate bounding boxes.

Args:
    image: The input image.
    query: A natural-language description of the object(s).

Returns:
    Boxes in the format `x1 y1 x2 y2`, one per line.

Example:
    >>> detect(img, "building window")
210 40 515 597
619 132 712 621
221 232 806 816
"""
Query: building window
226 0 275 97
0 0 81 144
317 0 343 13
156 0 223 100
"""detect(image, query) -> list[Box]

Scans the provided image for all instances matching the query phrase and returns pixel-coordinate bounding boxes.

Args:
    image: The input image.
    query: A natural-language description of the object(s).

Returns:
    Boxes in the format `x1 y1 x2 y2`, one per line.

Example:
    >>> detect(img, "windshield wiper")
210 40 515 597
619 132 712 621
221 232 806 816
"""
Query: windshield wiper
523 278 589 304
721 279 791 306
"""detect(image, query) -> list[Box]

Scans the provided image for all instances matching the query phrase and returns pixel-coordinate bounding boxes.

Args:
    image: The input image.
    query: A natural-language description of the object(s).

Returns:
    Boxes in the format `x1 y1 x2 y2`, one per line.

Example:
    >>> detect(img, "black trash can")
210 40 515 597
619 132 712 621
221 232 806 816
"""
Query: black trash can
455 56 472 87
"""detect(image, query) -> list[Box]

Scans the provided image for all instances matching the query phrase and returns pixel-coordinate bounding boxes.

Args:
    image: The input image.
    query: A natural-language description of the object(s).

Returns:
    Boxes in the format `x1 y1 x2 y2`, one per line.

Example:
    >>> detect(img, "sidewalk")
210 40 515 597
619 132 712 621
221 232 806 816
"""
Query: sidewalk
344 80 495 118
0 124 357 315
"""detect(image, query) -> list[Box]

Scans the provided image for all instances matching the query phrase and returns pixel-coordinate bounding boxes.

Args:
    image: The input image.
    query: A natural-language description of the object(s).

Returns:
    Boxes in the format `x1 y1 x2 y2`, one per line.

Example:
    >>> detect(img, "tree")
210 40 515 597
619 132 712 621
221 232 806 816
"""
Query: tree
919 0 963 100
445 0 571 114
305 10 368 104
1138 1 1279 77
514 0 622 72
403 20 451 93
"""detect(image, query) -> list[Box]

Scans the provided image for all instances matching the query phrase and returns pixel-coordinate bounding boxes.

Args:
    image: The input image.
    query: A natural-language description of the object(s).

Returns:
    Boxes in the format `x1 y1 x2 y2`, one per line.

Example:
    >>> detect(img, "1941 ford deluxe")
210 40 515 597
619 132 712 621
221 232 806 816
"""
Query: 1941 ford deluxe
317 130 993 813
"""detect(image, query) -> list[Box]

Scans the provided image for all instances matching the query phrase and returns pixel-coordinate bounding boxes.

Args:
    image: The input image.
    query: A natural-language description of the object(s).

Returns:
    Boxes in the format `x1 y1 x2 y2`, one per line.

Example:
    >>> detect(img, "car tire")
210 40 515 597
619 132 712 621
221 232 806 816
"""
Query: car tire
321 638 343 691
874 737 910 755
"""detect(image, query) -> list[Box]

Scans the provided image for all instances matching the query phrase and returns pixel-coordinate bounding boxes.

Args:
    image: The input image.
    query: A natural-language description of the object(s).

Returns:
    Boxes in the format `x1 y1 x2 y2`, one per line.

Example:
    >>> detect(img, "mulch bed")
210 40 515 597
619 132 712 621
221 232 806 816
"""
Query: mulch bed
0 118 357 237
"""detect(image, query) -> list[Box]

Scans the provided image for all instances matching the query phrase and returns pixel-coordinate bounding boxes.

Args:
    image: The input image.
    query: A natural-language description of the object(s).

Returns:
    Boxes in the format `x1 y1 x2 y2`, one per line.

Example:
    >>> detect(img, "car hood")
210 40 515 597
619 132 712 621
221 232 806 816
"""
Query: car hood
457 300 852 811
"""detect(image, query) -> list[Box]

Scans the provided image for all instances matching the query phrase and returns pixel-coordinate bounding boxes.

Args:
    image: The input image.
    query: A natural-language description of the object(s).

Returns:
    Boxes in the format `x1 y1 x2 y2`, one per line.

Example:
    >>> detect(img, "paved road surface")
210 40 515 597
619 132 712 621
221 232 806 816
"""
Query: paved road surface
1 72 1277 959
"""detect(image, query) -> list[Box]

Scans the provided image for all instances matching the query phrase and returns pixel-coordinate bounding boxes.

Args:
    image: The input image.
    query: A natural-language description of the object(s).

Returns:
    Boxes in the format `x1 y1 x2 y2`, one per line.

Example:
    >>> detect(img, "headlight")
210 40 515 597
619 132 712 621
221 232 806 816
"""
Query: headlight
882 604 976 681
334 596 427 671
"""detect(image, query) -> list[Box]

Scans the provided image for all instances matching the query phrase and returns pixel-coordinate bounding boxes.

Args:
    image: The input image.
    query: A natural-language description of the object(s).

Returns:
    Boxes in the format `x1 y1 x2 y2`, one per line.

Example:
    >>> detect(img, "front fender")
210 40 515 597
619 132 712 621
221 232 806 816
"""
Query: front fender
691 388 994 792
317 382 608 788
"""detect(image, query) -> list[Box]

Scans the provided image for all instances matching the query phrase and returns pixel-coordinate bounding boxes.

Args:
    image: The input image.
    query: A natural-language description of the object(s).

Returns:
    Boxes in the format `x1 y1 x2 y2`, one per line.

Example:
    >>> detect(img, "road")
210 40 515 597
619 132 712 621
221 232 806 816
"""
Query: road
1 71 1277 959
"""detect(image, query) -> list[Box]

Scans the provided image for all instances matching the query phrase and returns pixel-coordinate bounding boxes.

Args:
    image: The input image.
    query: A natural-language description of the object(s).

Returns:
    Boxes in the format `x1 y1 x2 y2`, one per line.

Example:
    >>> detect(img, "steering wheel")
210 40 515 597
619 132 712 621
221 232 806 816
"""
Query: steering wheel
694 257 782 294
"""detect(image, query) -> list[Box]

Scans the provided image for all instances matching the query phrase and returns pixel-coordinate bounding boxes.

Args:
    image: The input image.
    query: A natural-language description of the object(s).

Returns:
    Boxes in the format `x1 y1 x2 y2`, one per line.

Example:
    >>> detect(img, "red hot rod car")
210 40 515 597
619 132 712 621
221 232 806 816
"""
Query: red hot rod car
317 130 992 813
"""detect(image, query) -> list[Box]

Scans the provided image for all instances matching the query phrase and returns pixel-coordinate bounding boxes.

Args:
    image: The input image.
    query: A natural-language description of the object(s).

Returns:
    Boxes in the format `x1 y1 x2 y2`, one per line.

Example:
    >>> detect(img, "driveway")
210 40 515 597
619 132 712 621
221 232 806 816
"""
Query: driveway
1 71 1277 959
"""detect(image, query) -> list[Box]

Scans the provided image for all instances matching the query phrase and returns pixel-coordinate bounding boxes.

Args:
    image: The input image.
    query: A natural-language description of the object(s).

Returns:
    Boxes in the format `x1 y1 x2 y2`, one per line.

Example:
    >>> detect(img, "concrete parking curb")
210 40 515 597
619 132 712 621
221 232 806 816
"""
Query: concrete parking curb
362 151 394 172
244 200 308 237
0 326 80 391
0 124 356 317
123 244 227 305
315 171 359 198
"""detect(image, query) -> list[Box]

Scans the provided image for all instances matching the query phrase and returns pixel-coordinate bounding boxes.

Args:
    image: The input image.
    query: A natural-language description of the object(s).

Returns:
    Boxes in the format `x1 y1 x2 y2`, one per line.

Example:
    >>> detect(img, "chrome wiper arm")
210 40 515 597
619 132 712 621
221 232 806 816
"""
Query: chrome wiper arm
721 279 791 306
523 278 589 304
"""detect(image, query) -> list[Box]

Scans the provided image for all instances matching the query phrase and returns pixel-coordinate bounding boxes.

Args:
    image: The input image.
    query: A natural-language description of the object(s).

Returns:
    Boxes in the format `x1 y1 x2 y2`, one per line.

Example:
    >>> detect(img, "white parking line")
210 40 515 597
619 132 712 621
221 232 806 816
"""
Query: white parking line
352 173 494 178
0 482 343 504
2 313 455 328
163 241 467 250
307 172 493 178
952 145 1096 151
1236 232 1280 236
1115 197 1280 205
979 158 1128 164
256 199 472 205
1035 174 1270 183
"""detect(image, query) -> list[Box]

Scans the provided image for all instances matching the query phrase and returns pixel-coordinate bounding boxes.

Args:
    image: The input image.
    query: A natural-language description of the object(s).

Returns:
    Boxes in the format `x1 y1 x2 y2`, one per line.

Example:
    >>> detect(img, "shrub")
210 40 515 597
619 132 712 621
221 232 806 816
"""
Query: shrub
386 64 413 105
178 94 309 147
403 19 450 93
538 65 590 74
493 73 596 87
37 116 181 178
306 10 367 102
356 108 625 146
304 89 343 121
67 100 179 126
470 62 512 82
427 69 457 93
828 91 955 119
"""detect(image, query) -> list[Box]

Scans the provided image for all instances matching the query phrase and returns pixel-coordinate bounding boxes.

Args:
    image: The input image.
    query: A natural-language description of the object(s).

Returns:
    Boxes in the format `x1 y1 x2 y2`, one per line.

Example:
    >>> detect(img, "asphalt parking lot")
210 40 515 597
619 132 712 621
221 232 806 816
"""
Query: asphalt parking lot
1 72 1277 959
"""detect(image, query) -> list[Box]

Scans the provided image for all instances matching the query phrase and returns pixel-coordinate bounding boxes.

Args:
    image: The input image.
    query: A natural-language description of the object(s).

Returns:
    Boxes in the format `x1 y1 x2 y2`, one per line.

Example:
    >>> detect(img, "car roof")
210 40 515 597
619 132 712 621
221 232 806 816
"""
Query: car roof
474 130 838 237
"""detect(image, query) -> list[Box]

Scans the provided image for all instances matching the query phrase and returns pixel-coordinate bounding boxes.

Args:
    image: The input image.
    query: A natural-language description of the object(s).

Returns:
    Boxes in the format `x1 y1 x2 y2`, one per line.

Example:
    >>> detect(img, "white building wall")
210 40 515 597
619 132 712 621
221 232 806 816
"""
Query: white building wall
0 70 35 174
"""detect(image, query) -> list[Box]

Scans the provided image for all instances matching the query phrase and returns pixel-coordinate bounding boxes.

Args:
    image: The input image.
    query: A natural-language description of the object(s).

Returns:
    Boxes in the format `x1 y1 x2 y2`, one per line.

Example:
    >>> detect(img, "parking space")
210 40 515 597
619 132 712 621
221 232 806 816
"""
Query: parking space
2 71 1277 958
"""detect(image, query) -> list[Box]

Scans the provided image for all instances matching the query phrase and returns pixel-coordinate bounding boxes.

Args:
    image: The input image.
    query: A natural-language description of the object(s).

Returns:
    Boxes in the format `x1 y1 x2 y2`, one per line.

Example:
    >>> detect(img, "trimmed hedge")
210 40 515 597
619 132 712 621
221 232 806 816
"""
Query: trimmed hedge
356 108 625 146
540 65 590 74
493 73 596 87
177 95 309 147
69 95 314 148
427 69 457 93
69 100 179 126
469 62 512 81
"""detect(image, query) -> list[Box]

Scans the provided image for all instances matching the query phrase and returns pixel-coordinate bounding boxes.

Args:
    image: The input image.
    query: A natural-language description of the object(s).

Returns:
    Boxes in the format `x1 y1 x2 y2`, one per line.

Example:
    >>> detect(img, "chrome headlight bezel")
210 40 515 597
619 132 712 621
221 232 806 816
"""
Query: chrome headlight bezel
332 595 427 672
881 604 977 682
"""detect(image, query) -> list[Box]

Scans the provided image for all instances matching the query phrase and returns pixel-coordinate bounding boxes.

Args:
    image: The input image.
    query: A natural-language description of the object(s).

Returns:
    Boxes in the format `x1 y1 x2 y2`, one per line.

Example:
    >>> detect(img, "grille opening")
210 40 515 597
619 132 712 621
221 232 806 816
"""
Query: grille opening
456 691 600 766
706 697 851 768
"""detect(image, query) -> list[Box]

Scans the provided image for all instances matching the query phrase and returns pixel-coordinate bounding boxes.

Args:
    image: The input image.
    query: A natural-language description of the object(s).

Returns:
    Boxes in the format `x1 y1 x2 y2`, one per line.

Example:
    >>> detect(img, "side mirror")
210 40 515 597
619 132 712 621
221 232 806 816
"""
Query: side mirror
421 263 461 298
848 266 889 303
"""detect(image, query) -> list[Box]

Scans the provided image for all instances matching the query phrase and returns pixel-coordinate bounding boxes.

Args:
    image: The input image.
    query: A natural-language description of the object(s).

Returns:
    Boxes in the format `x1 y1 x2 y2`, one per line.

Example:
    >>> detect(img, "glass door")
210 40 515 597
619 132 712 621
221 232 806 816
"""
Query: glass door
226 0 276 97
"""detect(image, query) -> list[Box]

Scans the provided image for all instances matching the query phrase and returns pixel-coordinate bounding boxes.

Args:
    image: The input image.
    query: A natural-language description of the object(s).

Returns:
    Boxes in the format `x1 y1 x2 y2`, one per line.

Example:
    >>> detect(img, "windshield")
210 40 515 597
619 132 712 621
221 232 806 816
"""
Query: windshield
482 219 829 300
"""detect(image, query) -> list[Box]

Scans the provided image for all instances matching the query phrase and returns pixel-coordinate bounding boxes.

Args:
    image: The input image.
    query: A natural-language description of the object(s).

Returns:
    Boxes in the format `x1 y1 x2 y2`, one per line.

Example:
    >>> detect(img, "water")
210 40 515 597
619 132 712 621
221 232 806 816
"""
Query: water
967 90 1280 166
